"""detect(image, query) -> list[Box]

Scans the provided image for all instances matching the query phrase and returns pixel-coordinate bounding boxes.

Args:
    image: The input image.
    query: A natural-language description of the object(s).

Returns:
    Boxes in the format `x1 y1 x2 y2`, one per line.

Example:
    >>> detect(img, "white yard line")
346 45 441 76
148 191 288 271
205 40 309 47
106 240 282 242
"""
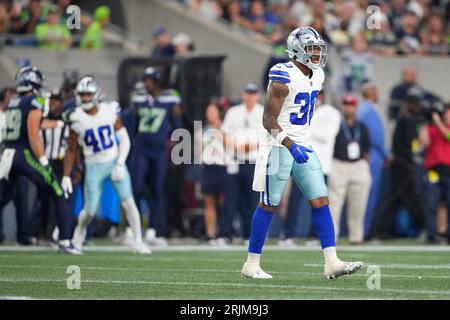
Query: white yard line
0 277 449 297
1 264 450 280
0 245 450 252
0 296 37 300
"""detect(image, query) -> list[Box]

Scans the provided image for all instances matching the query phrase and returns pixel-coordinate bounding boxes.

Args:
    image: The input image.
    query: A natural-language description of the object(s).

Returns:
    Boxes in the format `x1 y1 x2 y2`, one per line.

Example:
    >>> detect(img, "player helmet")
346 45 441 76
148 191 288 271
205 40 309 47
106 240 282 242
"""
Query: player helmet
76 76 101 111
15 66 44 95
285 27 327 70
142 67 161 81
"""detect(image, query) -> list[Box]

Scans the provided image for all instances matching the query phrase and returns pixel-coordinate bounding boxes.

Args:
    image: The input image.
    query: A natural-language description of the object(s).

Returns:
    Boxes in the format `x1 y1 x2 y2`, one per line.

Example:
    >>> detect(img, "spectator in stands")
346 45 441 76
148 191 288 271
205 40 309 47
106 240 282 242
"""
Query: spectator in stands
282 90 341 246
388 0 408 31
188 0 222 20
419 104 450 244
372 93 425 240
173 32 193 57
35 5 71 49
151 26 176 58
341 33 373 94
357 81 390 239
395 9 422 55
388 66 419 120
80 5 110 50
223 0 251 30
311 12 332 45
10 0 45 34
365 14 397 56
195 102 229 245
420 12 448 56
328 94 371 244
246 0 282 45
221 82 263 243
0 0 11 33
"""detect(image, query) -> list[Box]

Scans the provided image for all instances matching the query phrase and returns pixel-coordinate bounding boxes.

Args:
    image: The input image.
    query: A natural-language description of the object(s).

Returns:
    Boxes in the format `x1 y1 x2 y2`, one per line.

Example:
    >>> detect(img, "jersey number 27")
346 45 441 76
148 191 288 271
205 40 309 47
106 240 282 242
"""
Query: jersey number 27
289 90 319 126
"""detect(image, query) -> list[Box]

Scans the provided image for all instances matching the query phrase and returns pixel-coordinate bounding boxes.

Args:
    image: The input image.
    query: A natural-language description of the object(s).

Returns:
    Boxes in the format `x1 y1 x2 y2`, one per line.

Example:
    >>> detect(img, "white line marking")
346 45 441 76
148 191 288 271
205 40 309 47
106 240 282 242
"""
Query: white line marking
1 264 449 279
0 277 449 296
0 296 36 300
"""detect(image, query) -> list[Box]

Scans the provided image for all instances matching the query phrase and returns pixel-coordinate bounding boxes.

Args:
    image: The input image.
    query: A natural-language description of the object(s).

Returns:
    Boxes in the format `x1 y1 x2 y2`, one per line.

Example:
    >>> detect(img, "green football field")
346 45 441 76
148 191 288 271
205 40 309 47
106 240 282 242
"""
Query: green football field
1 244 450 300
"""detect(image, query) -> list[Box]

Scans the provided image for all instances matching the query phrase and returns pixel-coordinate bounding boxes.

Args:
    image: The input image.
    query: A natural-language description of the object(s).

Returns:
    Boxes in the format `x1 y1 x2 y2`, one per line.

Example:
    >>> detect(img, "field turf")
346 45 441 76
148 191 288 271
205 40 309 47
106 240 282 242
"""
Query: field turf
0 244 449 300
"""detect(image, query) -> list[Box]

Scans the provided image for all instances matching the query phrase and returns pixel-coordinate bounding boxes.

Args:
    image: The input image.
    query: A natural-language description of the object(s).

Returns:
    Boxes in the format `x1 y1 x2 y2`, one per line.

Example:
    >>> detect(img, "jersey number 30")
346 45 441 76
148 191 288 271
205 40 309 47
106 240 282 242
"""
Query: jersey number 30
289 90 319 126
84 125 114 153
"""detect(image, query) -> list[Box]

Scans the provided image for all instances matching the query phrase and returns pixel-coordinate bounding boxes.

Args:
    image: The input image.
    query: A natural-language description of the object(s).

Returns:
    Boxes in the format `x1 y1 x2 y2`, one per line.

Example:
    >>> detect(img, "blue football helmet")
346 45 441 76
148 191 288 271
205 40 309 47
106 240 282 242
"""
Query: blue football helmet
142 67 161 81
15 66 44 95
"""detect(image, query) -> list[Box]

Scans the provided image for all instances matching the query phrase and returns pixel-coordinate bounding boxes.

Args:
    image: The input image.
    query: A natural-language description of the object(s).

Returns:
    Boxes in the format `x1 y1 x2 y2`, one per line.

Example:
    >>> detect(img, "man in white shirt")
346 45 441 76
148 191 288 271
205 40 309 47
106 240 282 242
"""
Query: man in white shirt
281 90 341 246
221 83 264 243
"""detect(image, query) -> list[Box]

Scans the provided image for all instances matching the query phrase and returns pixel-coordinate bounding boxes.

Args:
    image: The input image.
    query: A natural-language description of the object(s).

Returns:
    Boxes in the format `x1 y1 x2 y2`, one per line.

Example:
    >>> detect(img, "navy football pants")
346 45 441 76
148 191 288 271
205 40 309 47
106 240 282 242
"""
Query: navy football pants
0 147 71 240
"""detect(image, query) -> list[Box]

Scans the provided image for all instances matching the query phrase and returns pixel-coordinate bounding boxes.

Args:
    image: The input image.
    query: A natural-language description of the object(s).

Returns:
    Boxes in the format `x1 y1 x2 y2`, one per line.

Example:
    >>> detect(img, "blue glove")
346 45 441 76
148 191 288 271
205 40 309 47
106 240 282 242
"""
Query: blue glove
289 144 313 164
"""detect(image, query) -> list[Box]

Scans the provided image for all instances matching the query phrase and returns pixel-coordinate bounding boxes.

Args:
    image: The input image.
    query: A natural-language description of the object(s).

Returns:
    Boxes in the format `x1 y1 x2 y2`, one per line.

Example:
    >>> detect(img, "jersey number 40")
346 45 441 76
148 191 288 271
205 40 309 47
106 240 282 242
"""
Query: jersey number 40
84 125 114 153
289 90 319 126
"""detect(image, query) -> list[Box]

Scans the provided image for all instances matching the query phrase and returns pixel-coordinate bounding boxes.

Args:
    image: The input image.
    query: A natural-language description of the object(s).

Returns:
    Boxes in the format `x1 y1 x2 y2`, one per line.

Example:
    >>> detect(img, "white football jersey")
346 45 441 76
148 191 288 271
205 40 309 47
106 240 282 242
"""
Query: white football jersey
68 101 121 164
265 61 325 147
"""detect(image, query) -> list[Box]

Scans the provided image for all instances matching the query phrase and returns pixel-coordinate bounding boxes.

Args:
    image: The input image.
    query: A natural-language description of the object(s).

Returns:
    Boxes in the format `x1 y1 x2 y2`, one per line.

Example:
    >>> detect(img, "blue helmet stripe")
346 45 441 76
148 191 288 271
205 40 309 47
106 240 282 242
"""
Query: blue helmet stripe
269 76 290 84
269 70 290 77
308 27 319 39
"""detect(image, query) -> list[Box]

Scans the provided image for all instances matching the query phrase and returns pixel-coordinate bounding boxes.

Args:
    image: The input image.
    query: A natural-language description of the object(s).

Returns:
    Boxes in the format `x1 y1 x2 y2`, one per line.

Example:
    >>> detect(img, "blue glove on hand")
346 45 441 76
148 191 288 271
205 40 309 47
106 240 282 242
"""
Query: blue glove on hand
289 144 313 164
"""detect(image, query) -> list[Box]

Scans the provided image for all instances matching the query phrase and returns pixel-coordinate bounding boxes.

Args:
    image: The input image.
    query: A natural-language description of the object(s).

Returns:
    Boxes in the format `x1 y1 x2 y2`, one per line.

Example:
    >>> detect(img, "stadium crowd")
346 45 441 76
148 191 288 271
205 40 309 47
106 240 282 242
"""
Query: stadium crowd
0 0 110 49
182 0 450 56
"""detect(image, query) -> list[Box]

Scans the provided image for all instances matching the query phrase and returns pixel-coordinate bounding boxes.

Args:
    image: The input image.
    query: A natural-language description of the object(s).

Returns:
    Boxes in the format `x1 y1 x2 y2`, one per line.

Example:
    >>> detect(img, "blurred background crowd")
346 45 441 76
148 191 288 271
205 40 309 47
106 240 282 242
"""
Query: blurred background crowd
0 0 110 49
0 0 449 247
181 0 450 56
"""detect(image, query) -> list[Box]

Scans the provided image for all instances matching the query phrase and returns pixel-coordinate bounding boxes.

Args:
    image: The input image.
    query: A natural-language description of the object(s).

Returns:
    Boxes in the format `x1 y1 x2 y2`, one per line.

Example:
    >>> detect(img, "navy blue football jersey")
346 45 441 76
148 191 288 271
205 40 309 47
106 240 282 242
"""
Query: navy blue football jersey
133 89 181 149
3 95 44 149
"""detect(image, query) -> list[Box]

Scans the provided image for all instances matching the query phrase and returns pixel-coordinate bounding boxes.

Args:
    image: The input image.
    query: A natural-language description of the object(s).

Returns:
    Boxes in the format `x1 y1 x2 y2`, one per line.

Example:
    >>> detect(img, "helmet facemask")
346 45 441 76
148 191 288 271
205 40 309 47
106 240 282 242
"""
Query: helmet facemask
301 43 328 70
77 92 96 111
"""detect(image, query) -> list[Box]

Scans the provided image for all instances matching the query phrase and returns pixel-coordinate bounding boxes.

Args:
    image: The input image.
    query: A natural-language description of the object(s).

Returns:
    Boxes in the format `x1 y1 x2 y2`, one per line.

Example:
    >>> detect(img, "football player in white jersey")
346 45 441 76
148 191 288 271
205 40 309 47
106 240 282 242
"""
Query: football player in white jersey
62 77 150 254
242 27 363 279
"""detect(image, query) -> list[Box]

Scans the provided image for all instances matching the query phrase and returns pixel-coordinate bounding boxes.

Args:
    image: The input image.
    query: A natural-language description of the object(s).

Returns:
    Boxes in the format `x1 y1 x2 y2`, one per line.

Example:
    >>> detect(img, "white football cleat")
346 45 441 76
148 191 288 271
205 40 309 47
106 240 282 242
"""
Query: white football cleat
132 242 151 254
145 229 168 246
324 260 364 279
241 262 273 279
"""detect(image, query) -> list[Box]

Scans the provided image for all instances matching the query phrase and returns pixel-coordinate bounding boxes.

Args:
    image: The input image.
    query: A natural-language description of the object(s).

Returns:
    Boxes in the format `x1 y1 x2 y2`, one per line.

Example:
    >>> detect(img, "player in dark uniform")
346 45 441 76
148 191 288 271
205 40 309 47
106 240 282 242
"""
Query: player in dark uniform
129 67 182 244
0 66 80 254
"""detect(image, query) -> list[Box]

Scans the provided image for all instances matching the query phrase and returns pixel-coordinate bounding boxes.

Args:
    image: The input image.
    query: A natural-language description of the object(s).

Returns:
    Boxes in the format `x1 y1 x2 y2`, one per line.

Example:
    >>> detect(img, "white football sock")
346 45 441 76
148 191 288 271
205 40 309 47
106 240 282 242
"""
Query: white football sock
122 197 143 244
246 252 261 265
323 246 340 264
78 209 94 229
72 209 94 245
